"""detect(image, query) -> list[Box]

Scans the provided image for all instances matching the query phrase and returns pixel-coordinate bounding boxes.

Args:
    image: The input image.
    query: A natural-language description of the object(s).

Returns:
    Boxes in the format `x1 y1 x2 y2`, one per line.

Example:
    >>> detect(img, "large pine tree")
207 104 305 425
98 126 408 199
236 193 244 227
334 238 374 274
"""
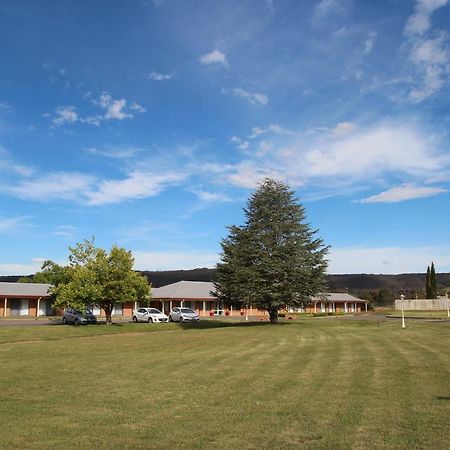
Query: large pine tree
214 179 329 323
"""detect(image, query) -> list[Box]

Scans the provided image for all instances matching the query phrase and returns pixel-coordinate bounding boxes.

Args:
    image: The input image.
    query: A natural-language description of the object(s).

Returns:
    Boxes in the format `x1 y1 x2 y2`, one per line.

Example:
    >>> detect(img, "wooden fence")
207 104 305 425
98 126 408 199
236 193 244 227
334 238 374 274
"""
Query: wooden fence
394 298 449 311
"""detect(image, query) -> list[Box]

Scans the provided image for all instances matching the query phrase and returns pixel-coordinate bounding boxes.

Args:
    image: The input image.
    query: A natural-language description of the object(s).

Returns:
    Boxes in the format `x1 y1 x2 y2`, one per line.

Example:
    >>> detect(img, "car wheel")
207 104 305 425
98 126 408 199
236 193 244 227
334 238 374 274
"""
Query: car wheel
74 319 80 327
179 316 183 323
169 316 173 322
148 317 153 323
132 316 137 323
62 317 67 324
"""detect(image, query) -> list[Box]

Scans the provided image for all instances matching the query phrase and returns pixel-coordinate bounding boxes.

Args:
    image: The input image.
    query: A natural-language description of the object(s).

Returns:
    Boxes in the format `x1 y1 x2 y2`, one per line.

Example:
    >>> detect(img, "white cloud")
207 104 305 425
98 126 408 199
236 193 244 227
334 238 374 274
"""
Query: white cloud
84 146 142 159
266 0 275 13
199 49 228 67
224 122 450 197
248 124 295 139
0 217 31 233
52 225 76 236
86 171 185 205
52 106 78 126
133 250 218 271
361 183 447 203
147 71 174 81
224 88 268 106
299 124 446 180
329 245 450 274
130 102 146 113
331 122 356 138
192 190 232 203
360 184 446 203
0 146 35 177
404 0 450 102
363 32 377 55
313 0 346 20
226 161 283 189
405 0 448 36
98 93 132 120
230 136 250 151
6 172 95 202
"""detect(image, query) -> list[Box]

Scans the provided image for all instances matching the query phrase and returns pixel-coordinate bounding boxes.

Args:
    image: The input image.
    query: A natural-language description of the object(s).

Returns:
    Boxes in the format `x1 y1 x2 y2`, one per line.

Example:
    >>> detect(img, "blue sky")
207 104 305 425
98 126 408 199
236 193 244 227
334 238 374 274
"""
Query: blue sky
1 0 450 275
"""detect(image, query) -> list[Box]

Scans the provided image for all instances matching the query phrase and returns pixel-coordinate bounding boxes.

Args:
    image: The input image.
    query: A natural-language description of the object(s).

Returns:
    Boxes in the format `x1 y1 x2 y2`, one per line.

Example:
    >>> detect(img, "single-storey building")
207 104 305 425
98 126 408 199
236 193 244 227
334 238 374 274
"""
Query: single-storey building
288 292 368 314
151 280 216 316
0 282 52 317
0 280 367 317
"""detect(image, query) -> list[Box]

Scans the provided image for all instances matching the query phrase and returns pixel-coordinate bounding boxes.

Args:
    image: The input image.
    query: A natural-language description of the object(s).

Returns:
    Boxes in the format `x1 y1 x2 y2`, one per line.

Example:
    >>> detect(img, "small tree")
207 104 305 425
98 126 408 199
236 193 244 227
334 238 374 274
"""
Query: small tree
425 262 438 299
52 239 151 324
430 262 437 299
214 179 329 323
426 265 431 299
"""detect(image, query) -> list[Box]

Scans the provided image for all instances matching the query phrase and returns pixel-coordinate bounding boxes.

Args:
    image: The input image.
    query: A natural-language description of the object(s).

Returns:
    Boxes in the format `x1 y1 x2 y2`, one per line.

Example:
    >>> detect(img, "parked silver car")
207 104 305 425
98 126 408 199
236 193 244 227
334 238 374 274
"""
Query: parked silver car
62 308 97 325
169 307 200 323
132 308 168 323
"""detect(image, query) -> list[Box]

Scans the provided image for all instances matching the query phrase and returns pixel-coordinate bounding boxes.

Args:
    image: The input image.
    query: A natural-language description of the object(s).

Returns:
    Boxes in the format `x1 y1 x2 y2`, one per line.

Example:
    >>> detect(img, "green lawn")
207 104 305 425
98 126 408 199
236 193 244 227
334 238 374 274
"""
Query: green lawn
0 319 449 449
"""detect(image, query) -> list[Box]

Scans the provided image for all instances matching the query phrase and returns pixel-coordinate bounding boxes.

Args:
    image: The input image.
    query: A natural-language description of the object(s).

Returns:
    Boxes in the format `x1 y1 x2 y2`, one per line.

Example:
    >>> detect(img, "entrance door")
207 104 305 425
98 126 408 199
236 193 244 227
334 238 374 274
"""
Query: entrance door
20 299 29 316
39 299 47 316
9 299 20 316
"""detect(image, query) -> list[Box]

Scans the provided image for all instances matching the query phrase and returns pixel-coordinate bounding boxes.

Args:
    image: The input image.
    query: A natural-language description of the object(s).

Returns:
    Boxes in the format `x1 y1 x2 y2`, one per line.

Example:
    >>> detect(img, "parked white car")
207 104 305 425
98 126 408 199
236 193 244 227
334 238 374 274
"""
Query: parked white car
169 307 200 323
132 308 168 323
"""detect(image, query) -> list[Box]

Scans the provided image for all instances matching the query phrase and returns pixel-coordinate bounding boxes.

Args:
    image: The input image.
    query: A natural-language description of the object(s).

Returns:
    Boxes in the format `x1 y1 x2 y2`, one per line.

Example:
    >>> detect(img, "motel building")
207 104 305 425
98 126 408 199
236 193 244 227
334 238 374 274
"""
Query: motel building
0 282 52 317
288 293 368 314
0 280 367 317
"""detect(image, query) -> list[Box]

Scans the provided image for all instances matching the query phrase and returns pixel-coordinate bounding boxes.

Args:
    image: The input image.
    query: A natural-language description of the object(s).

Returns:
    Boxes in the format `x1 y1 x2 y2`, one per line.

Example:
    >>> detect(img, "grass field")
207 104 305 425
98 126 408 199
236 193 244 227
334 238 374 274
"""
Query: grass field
0 318 449 449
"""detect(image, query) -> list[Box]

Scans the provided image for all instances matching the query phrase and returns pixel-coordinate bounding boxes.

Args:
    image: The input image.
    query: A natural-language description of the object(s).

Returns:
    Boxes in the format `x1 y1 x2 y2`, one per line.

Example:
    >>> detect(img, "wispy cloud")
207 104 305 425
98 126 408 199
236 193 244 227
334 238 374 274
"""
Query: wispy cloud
0 216 32 233
405 0 448 35
248 124 297 139
360 183 446 203
404 0 450 102
52 106 78 126
147 71 174 81
6 172 96 202
199 49 228 67
0 146 35 177
363 31 377 55
52 225 76 236
223 121 450 195
84 146 142 159
191 190 232 203
50 92 145 127
86 171 185 205
223 87 268 105
230 136 250 151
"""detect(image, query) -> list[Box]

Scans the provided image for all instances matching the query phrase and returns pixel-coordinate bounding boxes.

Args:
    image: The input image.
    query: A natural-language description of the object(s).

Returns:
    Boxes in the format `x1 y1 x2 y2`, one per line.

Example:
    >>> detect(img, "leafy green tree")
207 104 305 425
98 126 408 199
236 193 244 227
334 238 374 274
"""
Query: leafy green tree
214 179 329 323
52 239 151 324
18 260 70 285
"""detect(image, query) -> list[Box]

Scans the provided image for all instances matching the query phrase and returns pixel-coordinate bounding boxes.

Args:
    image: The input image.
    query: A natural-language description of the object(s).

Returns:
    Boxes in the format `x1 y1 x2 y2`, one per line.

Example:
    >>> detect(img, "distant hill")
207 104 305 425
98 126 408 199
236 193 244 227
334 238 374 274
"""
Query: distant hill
3 269 450 299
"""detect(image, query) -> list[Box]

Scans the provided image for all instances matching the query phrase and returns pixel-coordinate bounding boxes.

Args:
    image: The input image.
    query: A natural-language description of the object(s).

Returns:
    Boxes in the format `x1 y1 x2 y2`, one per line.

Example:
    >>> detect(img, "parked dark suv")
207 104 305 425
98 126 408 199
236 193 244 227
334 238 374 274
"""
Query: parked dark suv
62 308 97 325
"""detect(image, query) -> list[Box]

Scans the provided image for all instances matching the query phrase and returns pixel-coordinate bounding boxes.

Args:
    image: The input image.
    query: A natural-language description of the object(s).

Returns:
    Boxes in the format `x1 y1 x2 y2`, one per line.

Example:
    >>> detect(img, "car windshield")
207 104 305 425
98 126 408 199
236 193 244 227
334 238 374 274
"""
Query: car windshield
180 308 195 313
147 309 161 314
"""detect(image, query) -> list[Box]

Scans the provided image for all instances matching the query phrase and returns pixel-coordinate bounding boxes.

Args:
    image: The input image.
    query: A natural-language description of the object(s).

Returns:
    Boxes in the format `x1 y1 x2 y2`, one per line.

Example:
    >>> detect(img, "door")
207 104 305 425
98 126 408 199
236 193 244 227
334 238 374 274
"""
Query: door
39 299 47 316
20 299 29 316
9 299 20 316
